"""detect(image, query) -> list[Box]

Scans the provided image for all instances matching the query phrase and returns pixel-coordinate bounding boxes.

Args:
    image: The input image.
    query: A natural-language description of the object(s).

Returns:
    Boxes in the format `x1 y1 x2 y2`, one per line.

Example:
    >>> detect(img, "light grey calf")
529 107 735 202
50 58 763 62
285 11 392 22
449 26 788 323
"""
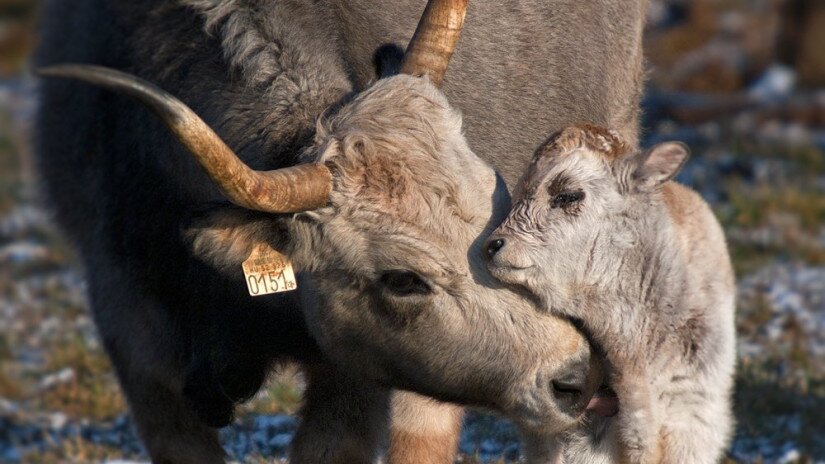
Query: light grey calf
486 125 736 463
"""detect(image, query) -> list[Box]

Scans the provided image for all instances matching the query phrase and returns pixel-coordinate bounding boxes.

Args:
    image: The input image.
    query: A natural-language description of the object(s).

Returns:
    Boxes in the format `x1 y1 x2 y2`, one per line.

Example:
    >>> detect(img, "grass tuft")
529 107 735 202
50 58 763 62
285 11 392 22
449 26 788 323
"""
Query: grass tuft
39 336 126 420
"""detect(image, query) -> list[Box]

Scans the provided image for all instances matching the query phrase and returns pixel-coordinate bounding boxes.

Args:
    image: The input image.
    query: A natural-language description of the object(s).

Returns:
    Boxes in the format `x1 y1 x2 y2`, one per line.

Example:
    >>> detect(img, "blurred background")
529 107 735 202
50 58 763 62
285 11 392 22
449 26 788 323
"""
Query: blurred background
0 0 823 462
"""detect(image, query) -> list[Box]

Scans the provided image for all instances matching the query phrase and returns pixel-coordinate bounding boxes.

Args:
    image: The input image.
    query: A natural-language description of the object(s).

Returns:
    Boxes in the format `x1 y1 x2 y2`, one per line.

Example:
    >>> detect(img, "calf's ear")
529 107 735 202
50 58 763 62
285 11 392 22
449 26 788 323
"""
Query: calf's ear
632 142 690 190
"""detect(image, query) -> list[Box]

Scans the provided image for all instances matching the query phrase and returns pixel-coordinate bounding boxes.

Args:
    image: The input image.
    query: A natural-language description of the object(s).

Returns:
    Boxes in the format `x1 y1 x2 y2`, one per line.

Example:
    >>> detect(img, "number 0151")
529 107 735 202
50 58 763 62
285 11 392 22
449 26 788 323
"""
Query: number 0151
245 269 297 296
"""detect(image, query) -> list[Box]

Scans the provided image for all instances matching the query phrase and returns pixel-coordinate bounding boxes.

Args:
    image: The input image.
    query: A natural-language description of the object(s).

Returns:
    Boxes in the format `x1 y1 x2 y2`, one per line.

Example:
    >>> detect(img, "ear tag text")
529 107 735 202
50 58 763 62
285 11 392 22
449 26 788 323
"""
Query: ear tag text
242 244 297 296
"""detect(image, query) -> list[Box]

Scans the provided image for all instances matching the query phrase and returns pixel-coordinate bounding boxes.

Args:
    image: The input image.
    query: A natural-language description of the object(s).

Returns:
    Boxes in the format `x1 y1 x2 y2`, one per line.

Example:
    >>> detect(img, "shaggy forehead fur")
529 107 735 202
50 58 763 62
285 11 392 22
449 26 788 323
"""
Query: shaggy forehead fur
518 124 631 199
537 124 631 162
314 75 489 233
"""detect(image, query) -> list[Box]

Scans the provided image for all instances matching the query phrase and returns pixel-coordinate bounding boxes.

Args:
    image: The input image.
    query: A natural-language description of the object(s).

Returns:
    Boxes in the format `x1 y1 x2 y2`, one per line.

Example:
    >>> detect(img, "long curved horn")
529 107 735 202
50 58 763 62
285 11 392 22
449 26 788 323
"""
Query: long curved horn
38 65 331 213
400 0 469 87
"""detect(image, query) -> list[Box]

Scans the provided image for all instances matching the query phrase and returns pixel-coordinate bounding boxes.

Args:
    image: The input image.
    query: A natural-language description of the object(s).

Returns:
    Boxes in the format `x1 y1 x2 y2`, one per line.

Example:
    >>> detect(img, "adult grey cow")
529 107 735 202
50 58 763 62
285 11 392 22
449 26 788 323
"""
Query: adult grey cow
35 0 648 462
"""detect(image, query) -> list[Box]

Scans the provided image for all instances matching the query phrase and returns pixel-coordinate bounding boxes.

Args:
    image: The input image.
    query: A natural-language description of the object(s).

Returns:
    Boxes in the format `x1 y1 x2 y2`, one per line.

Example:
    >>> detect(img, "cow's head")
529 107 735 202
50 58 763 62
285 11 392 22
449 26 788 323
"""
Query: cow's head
39 0 601 434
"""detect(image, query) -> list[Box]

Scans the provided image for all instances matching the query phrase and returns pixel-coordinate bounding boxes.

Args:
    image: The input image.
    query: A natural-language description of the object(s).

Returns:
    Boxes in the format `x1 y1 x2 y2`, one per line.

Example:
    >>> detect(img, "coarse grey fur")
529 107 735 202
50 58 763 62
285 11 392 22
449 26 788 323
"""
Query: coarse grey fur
34 1 648 462
486 125 736 463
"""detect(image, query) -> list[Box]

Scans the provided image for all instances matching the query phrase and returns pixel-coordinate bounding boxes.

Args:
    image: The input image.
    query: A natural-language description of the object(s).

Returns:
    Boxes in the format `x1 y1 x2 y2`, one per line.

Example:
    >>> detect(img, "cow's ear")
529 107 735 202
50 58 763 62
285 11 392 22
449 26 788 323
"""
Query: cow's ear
632 142 689 190
183 205 287 274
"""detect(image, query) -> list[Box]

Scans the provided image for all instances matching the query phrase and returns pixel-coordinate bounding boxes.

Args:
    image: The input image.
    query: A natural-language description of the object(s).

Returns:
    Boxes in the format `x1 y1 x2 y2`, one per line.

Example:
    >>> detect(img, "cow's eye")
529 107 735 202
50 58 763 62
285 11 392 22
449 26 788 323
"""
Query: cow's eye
380 270 431 296
551 190 585 209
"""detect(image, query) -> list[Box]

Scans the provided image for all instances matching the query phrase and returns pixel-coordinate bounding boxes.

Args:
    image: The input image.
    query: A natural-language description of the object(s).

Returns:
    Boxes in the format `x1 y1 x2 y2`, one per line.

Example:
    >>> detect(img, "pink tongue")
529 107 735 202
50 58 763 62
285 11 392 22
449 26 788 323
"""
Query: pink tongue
586 395 619 417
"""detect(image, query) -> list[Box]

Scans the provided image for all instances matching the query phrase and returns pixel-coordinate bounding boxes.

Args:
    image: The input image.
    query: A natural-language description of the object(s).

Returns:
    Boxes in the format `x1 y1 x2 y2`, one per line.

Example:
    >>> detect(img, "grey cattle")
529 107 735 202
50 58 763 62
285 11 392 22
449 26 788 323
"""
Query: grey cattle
487 125 736 463
35 0 648 462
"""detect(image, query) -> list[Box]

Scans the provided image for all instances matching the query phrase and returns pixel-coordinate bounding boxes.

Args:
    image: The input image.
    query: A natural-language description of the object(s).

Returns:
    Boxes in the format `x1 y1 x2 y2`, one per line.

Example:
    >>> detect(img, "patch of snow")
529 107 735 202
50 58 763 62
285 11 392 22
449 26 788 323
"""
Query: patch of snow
38 367 75 391
749 65 796 102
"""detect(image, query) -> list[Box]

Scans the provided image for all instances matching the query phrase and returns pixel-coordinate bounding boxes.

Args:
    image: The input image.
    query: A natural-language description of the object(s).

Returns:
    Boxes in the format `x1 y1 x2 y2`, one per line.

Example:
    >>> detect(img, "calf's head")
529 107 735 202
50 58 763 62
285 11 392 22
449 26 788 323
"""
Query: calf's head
485 124 689 310
39 0 605 434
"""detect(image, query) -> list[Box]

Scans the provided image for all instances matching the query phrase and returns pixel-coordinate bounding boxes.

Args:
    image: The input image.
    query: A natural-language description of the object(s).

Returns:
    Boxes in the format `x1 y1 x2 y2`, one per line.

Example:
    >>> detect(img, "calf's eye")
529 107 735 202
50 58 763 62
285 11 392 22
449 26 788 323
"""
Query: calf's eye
552 190 585 209
380 270 432 296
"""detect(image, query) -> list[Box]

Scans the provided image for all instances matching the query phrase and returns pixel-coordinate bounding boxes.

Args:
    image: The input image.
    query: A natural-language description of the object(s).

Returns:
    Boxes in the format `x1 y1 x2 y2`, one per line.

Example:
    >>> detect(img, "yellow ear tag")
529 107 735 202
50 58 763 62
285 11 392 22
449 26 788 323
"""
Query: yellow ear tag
242 244 298 296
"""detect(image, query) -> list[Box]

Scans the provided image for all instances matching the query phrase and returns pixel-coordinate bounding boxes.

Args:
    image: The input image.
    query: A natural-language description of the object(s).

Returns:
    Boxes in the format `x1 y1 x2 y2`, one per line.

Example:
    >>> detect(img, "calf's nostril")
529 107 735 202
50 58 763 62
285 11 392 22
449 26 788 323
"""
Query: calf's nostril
486 238 505 257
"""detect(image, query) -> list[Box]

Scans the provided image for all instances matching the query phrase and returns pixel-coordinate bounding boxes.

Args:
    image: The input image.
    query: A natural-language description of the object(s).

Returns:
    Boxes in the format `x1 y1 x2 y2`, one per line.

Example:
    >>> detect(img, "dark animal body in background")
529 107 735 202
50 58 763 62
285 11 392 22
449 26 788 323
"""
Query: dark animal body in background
34 0 648 462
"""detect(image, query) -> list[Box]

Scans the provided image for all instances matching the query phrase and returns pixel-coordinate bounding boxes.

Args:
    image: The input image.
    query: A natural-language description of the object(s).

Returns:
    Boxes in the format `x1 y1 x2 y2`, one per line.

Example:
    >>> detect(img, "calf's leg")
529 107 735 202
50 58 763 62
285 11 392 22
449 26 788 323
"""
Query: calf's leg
613 371 661 464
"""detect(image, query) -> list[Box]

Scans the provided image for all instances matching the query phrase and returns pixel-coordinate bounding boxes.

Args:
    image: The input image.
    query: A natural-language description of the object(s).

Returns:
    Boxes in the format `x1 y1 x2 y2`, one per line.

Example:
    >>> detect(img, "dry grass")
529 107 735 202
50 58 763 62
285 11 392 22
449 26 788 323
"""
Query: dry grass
20 436 126 464
0 363 22 398
713 140 825 274
726 185 825 232
0 113 22 214
0 0 37 77
38 336 126 421
242 366 305 416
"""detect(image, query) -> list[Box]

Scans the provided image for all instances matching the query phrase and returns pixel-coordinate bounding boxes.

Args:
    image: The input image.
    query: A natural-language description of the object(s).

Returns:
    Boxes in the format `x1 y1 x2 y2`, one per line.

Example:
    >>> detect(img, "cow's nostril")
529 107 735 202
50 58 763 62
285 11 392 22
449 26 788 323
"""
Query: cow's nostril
486 238 505 257
551 379 583 398
551 377 585 415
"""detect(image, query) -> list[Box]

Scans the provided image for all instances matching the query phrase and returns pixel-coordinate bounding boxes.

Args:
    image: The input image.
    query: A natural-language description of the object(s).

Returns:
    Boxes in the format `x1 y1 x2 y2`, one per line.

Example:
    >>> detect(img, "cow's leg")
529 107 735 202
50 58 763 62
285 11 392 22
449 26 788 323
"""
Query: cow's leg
387 391 463 464
119 370 225 464
86 261 225 464
290 364 391 464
